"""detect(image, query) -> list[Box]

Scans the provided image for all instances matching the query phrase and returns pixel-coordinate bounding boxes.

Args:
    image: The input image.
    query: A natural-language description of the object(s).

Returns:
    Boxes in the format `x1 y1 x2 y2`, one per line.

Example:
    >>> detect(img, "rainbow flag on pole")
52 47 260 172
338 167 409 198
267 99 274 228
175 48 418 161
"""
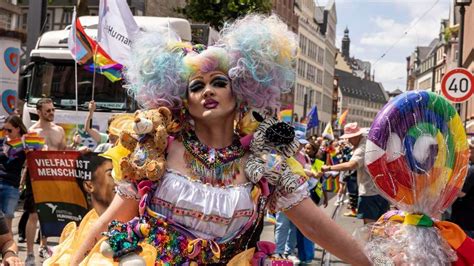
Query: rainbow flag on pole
337 109 349 127
68 8 123 82
279 109 293 123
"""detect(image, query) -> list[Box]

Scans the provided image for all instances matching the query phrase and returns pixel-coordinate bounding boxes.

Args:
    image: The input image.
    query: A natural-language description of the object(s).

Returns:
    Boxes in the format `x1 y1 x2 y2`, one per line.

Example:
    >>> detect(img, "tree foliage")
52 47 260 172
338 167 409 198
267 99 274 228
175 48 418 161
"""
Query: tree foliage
178 0 273 30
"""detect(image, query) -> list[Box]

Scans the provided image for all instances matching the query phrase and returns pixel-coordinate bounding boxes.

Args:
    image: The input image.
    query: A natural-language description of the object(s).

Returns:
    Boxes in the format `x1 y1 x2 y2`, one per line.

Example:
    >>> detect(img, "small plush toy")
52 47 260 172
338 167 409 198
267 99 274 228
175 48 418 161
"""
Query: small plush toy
244 111 301 194
119 107 172 182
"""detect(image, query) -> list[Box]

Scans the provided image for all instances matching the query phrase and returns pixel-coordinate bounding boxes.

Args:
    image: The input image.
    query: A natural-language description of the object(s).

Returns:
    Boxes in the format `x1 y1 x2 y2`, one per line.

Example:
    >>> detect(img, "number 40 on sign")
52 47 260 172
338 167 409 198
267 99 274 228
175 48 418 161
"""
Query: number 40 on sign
441 68 474 103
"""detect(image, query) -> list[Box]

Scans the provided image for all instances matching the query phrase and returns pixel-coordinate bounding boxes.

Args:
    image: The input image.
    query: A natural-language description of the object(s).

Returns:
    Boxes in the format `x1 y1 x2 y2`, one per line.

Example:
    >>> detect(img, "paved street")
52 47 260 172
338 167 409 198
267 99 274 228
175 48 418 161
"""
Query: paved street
10 206 59 265
10 193 363 265
260 193 364 265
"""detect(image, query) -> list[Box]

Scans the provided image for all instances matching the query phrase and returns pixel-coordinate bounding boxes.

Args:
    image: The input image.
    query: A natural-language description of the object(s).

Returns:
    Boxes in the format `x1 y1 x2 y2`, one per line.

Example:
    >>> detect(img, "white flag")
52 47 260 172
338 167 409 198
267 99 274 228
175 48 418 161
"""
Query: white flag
322 123 334 141
97 0 139 67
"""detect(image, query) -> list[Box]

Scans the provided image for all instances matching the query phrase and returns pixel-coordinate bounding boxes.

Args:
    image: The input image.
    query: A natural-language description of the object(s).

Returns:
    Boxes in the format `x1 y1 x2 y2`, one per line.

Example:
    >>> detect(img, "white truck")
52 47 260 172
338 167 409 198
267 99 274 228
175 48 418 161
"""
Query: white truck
20 16 193 148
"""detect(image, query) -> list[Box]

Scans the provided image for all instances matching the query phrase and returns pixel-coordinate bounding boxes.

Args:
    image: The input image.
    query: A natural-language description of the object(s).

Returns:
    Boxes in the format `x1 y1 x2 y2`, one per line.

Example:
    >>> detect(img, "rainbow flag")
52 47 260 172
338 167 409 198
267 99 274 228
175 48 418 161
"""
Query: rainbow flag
337 109 349 127
6 138 24 157
7 138 22 149
68 10 122 82
279 109 293 123
322 175 340 193
23 133 45 151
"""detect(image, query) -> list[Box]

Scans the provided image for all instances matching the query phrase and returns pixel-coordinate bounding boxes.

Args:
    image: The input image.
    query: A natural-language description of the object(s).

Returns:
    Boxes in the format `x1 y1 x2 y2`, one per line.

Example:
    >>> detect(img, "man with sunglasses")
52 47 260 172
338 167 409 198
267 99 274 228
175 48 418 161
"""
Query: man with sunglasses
22 98 67 264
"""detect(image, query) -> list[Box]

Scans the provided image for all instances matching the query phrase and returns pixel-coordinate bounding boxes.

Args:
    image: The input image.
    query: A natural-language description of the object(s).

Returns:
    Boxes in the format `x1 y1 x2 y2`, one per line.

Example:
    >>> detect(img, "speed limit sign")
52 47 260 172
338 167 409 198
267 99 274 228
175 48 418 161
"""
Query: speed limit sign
441 68 474 103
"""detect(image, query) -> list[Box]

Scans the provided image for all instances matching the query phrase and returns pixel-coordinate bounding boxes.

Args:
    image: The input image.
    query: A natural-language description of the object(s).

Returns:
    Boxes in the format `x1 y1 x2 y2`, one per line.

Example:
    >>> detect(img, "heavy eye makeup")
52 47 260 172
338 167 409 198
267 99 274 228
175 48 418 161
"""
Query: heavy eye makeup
188 80 205 93
188 76 230 93
211 76 230 88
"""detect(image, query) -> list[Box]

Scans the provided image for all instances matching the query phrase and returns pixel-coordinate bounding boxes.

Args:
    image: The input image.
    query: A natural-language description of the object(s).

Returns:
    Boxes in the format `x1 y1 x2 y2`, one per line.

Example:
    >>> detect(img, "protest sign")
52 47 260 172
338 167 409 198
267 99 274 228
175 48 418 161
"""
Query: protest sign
27 151 95 236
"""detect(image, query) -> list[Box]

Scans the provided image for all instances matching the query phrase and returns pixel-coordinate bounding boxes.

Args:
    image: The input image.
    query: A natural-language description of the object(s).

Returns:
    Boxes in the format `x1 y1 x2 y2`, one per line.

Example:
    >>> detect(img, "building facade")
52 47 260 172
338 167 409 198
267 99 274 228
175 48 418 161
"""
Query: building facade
408 2 474 132
335 69 388 129
18 0 144 32
272 0 298 111
333 26 386 132
292 0 336 134
1 0 22 32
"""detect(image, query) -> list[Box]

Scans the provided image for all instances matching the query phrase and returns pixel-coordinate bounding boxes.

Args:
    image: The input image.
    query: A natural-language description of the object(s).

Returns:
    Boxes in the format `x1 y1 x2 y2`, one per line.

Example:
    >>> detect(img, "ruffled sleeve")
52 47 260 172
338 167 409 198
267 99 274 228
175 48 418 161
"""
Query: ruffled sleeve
115 181 141 201
267 176 309 213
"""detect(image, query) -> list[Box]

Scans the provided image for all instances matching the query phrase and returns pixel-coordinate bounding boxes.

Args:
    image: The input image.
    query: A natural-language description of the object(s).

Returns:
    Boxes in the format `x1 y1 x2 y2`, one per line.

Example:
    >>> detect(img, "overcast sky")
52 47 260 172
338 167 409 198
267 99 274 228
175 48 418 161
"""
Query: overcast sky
316 0 451 92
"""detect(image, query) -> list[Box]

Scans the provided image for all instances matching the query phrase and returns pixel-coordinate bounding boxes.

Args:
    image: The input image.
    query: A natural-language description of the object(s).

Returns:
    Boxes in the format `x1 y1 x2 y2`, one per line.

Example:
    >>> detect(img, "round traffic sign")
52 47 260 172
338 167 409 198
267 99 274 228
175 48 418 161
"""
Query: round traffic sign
441 68 474 103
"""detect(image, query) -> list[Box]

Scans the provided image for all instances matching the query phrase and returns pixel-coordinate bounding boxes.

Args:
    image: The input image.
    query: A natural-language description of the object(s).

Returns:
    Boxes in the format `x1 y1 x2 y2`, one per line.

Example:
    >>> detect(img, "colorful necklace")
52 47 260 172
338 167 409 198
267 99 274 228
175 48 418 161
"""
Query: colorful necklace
182 131 245 186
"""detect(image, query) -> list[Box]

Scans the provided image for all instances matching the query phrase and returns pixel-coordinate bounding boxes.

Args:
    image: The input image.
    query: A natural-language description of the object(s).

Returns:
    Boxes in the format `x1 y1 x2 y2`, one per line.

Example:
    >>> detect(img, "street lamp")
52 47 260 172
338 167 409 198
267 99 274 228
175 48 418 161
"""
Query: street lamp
455 0 472 126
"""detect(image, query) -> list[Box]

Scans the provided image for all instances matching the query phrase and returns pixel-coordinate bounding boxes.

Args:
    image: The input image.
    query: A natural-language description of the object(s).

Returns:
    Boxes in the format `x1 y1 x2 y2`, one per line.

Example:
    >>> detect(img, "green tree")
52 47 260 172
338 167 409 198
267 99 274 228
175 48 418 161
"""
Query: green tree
178 0 272 30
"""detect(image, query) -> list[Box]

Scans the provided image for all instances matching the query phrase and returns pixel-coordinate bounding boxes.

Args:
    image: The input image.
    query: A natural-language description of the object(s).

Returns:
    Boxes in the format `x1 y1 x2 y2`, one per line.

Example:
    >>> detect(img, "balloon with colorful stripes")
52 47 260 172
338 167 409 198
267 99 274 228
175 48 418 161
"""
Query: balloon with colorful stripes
365 90 469 216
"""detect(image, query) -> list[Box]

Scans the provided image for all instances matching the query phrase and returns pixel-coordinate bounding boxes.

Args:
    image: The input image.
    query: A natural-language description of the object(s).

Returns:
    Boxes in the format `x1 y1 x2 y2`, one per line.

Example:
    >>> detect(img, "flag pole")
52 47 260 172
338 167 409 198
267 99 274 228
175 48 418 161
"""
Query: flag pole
73 7 79 132
91 45 98 101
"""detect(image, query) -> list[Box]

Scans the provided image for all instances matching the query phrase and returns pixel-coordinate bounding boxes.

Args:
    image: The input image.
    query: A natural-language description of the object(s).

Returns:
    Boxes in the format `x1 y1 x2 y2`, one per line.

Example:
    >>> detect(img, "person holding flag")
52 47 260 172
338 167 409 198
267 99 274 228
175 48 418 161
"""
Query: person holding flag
321 122 389 224
0 116 28 231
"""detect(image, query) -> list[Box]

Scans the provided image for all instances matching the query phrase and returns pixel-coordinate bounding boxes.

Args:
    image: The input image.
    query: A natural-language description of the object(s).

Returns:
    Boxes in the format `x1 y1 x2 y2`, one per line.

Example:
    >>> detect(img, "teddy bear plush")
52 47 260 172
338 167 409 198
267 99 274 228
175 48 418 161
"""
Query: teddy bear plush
119 107 172 182
244 111 302 194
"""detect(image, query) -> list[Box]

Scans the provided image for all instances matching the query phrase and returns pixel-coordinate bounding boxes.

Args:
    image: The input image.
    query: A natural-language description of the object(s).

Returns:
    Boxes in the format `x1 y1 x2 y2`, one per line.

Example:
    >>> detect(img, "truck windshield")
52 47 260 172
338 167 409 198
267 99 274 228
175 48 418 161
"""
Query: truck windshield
28 60 129 111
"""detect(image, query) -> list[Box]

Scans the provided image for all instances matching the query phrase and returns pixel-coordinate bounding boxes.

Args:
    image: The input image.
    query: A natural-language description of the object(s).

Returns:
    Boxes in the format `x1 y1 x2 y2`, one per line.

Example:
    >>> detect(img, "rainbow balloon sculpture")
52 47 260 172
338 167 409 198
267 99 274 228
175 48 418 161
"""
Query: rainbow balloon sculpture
364 91 473 265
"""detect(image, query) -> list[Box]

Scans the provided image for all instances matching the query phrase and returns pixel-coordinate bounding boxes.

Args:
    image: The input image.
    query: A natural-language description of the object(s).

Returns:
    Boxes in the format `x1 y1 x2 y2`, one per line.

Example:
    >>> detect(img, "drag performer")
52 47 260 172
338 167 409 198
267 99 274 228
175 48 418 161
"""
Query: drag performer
71 15 370 265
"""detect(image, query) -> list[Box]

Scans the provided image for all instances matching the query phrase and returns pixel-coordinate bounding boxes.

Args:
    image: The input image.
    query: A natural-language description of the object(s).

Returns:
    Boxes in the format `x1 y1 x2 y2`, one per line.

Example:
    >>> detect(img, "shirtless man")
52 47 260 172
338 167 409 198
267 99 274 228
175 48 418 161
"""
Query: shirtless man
24 98 66 265
29 98 66 150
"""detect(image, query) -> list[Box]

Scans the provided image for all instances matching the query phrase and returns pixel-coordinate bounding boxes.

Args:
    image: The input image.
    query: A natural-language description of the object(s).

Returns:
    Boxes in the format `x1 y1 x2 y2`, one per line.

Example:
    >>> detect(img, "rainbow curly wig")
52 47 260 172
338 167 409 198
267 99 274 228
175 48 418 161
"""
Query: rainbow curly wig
126 14 298 111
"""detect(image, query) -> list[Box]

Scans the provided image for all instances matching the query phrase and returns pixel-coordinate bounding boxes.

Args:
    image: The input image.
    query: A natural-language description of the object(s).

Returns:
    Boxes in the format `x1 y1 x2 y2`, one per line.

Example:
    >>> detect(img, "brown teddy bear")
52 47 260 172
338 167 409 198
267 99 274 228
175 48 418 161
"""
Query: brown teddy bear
119 107 172 182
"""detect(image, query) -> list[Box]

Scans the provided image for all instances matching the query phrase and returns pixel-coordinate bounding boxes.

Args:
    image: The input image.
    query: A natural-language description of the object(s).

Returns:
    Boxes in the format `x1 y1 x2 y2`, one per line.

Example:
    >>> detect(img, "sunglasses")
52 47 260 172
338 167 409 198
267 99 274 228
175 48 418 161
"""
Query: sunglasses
3 128 13 133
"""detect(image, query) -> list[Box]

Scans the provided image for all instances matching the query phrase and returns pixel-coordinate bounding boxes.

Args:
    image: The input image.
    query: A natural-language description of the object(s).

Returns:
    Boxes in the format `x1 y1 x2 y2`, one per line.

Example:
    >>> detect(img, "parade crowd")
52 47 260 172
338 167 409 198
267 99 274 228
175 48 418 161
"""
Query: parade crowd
0 96 472 265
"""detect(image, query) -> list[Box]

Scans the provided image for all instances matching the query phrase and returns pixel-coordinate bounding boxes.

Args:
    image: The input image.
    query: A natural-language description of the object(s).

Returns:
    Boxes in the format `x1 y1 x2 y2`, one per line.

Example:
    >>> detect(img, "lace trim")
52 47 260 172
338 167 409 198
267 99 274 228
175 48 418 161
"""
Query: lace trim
279 193 310 212
150 197 254 225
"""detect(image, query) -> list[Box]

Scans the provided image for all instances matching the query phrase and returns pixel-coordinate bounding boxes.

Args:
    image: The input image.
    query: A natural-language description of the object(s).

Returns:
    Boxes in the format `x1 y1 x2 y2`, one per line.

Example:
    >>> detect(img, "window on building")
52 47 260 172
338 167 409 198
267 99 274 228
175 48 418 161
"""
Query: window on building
0 10 12 30
318 47 324 64
316 68 323 85
21 11 27 30
296 84 305 105
299 35 307 55
307 64 315 82
298 59 306 77
308 42 318 60
309 89 315 108
316 91 322 107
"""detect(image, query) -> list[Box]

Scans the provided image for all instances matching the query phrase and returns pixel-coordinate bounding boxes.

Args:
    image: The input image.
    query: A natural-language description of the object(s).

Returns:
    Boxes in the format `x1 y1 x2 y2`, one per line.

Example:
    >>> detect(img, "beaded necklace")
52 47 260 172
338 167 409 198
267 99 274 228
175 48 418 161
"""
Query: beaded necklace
182 131 245 186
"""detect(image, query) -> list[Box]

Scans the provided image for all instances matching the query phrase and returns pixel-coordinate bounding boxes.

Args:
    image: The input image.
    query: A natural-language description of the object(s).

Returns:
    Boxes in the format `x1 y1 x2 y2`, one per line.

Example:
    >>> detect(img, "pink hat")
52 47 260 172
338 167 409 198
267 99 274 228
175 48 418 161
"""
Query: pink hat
340 122 363 139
